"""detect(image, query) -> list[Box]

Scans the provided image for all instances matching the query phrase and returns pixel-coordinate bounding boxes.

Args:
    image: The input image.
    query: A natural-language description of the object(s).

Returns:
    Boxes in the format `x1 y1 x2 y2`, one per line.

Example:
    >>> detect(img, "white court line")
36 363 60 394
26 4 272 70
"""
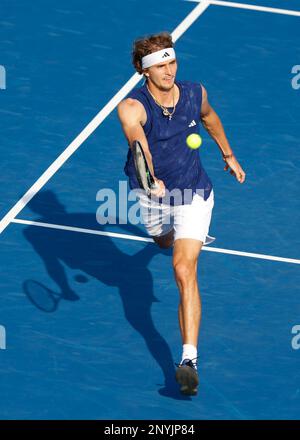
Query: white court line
12 218 300 265
12 218 154 243
0 0 210 235
187 0 300 16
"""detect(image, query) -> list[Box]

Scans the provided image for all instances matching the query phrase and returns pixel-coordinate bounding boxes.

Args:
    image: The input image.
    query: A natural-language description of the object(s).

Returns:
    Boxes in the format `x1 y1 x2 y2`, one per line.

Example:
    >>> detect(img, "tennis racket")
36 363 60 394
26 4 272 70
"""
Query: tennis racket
23 280 79 313
131 140 158 196
23 280 60 312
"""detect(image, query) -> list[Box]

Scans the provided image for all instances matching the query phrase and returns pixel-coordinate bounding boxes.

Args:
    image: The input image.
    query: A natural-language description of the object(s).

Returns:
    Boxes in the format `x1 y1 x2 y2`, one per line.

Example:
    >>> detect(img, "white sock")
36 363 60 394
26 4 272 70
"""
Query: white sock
181 344 198 368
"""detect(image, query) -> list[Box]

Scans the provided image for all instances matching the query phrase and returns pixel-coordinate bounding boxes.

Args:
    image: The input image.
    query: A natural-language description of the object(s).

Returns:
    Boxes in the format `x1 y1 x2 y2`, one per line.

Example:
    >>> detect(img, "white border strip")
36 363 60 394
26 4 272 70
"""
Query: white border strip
12 218 300 265
187 0 300 17
12 218 153 243
0 0 210 235
172 0 210 41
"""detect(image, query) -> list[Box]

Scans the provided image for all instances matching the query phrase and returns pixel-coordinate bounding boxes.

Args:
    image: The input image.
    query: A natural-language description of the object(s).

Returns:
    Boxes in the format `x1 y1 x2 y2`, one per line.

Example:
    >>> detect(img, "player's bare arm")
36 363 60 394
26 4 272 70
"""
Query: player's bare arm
117 98 165 196
200 85 246 184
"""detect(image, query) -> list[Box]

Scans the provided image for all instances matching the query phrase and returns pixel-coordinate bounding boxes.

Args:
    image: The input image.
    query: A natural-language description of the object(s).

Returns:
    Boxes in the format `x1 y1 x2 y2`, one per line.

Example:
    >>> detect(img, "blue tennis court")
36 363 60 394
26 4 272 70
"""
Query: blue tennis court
0 0 300 419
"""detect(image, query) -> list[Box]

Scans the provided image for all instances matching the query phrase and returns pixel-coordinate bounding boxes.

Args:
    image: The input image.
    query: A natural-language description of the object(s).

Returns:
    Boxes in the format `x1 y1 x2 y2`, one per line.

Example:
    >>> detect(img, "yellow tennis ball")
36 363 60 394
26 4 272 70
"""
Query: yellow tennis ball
186 133 202 149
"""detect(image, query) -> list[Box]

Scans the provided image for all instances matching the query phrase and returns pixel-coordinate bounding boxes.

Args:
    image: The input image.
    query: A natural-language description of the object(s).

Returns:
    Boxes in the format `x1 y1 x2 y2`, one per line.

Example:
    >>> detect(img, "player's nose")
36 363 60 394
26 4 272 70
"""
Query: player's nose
164 64 172 75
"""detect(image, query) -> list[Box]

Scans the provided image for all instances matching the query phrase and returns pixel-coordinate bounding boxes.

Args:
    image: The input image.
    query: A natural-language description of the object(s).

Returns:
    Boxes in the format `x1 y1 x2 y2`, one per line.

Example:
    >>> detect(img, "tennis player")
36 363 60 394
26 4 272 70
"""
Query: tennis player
118 32 246 396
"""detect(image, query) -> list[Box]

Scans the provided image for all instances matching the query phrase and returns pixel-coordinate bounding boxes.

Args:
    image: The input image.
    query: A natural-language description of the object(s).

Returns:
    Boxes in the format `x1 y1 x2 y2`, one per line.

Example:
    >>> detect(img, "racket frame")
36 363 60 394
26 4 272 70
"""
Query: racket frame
131 140 157 196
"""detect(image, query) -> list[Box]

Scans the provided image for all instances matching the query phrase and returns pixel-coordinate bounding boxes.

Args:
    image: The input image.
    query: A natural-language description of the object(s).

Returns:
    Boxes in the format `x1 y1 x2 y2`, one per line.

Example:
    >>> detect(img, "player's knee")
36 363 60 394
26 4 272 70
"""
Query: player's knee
173 260 197 285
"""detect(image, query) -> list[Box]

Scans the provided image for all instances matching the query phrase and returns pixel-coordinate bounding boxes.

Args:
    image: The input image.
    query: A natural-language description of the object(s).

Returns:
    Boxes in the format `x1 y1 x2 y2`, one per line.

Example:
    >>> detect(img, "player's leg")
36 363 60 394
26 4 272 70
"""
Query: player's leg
173 238 203 346
172 190 214 395
173 238 202 395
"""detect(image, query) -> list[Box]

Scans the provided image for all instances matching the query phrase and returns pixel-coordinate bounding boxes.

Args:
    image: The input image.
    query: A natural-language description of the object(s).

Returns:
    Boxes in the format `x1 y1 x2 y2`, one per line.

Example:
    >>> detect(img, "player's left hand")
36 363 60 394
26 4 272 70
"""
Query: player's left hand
223 155 246 183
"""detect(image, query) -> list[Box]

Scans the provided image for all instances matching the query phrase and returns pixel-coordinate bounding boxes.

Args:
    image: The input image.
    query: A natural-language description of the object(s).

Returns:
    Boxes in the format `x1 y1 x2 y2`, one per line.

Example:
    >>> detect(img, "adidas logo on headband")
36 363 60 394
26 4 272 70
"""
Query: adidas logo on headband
141 47 176 69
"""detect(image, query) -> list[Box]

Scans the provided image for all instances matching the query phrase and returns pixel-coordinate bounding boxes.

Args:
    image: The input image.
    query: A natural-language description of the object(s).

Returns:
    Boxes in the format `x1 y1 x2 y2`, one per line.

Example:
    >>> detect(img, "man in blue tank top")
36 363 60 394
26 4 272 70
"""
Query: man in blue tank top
118 32 246 396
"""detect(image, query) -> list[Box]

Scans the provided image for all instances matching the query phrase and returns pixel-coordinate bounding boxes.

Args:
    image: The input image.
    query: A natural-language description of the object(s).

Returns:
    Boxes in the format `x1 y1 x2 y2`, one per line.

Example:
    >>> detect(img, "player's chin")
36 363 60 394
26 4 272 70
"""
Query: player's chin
162 78 174 87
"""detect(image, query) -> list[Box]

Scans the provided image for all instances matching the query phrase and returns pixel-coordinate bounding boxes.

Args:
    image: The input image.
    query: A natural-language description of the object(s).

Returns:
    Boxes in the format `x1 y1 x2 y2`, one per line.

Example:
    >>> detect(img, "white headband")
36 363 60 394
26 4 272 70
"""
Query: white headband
141 47 176 69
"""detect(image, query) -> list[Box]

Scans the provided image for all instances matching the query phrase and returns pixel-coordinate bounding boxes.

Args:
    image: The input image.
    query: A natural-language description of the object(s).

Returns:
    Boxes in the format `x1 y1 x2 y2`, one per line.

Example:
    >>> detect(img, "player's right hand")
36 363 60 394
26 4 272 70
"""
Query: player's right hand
151 178 166 197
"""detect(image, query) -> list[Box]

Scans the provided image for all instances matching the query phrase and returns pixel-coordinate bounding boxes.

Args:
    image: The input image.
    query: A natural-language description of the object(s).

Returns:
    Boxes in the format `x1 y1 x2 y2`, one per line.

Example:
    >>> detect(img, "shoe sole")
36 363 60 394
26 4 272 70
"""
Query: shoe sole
175 366 199 396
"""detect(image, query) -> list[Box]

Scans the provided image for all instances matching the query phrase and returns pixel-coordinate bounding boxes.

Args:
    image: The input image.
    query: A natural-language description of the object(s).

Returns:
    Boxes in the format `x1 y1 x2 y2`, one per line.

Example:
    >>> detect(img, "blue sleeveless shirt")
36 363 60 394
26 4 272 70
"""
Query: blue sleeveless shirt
124 80 213 205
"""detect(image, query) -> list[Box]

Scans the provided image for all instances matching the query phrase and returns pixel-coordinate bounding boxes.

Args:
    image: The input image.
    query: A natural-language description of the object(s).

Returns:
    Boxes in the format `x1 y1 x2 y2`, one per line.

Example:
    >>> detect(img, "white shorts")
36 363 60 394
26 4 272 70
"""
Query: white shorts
136 189 215 244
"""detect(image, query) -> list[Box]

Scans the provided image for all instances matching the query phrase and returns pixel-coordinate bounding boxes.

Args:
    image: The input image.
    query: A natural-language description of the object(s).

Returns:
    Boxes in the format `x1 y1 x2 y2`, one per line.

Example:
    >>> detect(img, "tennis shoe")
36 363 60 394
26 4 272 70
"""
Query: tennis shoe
175 358 199 396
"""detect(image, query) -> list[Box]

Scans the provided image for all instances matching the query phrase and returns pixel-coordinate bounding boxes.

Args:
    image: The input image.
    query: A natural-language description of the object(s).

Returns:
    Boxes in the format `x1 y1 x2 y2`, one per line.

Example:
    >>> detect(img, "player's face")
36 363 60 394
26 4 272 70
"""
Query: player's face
146 59 177 91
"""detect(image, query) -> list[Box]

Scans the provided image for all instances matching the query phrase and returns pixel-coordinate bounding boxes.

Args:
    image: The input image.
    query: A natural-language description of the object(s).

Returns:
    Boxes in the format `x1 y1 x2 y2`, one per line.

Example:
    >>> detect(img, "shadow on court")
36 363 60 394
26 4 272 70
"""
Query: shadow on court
22 190 190 400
